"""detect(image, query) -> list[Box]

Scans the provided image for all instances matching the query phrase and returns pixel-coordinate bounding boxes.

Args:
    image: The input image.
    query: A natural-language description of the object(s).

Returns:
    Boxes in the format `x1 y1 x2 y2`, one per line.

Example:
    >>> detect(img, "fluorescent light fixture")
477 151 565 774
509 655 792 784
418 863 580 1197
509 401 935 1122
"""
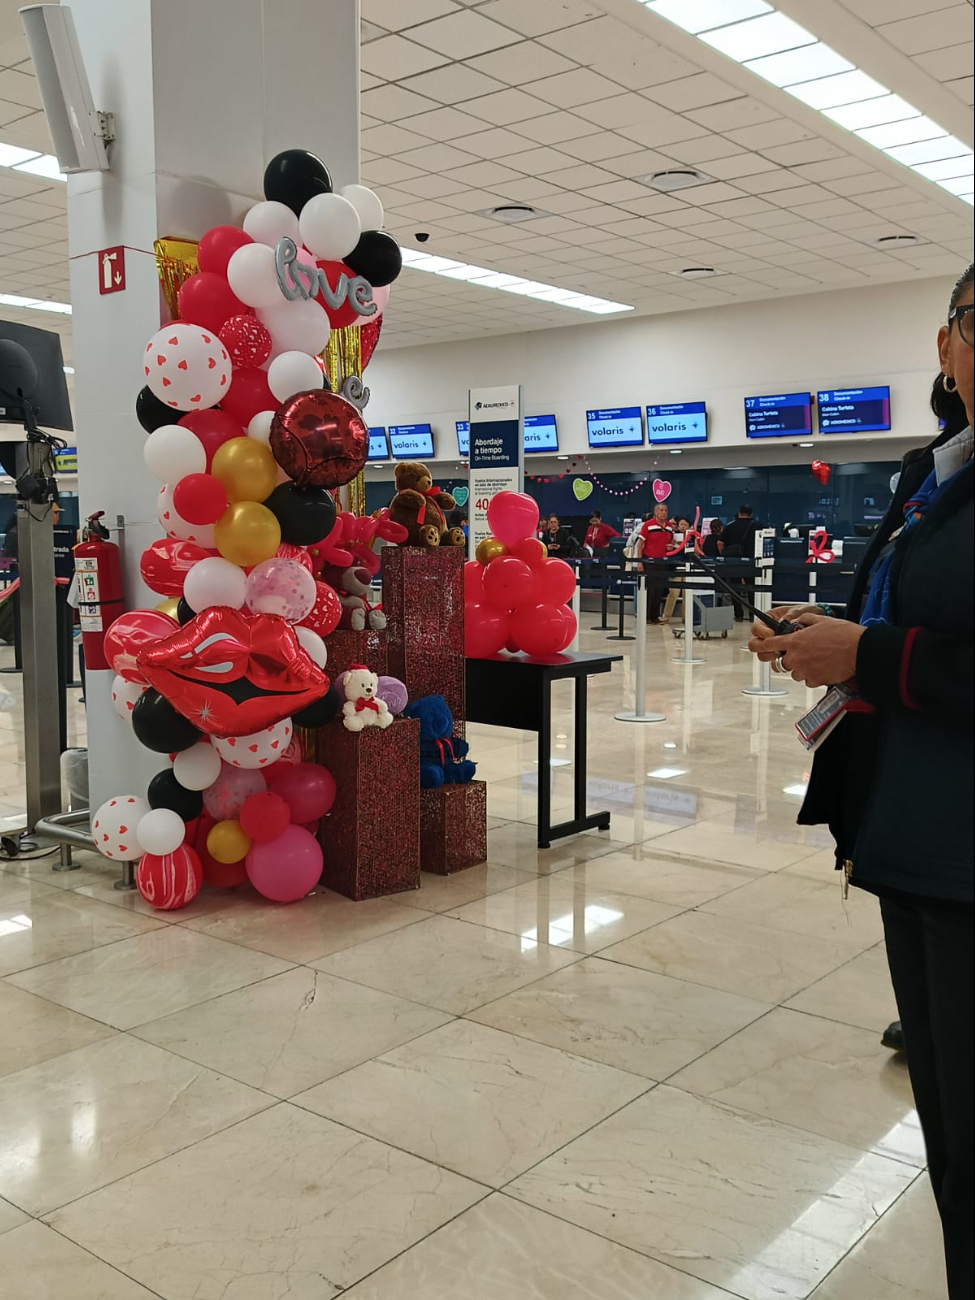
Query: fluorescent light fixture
856 116 947 149
399 247 632 315
669 448 683 454
11 152 67 180
745 42 852 88
798 441 815 448
0 291 72 314
884 136 971 166
936 175 974 197
663 741 678 749
0 143 41 167
785 68 888 109
700 11 814 61
646 767 687 779
641 0 771 34
912 155 975 182
822 94 919 131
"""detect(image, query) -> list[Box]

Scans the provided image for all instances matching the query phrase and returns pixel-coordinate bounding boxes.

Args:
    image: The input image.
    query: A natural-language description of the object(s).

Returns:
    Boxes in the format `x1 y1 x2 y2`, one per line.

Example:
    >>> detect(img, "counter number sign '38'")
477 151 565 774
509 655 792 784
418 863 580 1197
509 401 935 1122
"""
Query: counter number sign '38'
97 246 126 295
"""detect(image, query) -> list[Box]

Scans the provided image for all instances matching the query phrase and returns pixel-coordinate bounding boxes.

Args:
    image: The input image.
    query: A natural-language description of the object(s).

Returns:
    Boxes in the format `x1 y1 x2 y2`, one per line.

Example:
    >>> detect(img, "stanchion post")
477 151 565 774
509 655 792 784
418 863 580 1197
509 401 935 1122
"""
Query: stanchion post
570 568 581 652
606 559 635 641
742 528 788 698
615 572 665 724
673 561 705 665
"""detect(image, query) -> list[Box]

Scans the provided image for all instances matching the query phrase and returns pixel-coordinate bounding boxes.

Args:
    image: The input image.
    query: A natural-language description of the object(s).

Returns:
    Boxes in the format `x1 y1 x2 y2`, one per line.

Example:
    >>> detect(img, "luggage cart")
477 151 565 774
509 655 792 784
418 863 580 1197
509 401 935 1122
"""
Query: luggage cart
672 591 734 640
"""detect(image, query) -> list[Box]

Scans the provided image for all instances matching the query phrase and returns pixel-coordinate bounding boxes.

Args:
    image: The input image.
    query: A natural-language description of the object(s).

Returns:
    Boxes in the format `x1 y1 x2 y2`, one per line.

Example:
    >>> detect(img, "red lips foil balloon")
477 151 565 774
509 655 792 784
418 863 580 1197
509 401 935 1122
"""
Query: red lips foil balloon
137 607 328 737
269 389 368 490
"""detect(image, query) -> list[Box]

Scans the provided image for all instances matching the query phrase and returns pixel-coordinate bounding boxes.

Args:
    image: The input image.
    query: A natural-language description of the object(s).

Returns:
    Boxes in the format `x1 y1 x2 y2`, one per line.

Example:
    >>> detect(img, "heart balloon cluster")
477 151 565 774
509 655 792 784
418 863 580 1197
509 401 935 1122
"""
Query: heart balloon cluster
465 492 577 659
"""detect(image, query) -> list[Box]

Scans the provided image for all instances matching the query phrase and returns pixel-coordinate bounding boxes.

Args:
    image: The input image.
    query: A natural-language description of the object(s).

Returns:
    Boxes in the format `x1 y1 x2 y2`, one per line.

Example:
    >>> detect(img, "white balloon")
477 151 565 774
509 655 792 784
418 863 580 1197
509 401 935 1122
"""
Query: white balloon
136 807 186 856
257 297 331 357
339 184 384 232
267 350 324 402
144 425 206 483
242 200 300 248
143 322 231 411
183 556 246 611
247 410 275 444
157 484 216 548
299 192 361 261
227 242 283 309
295 624 327 668
213 718 293 769
92 794 150 860
111 675 146 722
173 741 222 792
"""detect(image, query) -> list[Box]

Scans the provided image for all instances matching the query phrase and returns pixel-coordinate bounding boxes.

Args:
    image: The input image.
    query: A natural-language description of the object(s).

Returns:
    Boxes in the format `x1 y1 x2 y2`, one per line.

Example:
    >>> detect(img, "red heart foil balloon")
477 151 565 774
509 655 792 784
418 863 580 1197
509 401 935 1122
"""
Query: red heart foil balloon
359 315 382 370
811 460 831 486
140 538 212 596
137 606 328 737
269 389 368 490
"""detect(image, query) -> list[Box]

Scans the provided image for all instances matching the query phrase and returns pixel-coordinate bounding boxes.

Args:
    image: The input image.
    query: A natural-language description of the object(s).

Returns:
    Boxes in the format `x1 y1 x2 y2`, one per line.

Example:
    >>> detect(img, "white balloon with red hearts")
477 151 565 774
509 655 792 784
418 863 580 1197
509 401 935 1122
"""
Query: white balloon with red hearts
143 322 232 411
112 675 147 723
212 718 293 769
157 483 217 548
92 794 150 860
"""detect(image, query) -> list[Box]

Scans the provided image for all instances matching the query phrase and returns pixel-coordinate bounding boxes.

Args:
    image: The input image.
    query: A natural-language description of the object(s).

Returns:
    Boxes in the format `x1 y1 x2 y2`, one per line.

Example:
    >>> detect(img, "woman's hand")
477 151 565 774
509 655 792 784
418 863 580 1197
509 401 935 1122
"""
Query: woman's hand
754 613 865 687
748 605 826 662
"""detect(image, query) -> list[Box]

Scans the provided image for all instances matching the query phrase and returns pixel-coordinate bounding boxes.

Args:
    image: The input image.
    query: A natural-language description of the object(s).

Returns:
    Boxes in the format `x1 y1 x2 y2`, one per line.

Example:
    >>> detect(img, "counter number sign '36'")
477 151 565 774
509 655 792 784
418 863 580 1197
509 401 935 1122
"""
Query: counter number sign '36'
97 246 125 295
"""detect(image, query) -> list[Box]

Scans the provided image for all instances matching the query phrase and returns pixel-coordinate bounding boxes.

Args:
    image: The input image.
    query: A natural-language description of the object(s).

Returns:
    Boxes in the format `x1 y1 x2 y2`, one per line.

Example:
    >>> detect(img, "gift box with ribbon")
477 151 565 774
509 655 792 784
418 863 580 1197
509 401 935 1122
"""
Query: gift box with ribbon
419 780 487 875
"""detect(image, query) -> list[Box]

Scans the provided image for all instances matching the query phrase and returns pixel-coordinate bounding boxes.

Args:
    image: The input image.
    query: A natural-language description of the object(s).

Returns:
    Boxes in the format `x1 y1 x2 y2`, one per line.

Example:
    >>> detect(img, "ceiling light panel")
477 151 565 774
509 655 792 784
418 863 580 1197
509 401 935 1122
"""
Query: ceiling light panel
0 293 72 315
698 12 815 62
399 248 633 314
822 94 919 131
11 153 67 181
640 0 771 35
744 43 852 88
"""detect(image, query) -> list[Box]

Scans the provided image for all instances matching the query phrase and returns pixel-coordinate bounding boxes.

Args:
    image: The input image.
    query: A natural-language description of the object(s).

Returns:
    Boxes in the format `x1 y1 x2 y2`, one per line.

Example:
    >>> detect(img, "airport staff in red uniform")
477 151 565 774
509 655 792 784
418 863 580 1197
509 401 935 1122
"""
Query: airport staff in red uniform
636 503 673 623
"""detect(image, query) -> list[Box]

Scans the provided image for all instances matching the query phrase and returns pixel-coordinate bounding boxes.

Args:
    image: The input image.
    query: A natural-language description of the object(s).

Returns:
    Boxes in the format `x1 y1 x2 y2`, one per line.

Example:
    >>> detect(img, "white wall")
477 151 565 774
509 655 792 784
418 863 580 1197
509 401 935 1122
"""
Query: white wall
366 276 953 475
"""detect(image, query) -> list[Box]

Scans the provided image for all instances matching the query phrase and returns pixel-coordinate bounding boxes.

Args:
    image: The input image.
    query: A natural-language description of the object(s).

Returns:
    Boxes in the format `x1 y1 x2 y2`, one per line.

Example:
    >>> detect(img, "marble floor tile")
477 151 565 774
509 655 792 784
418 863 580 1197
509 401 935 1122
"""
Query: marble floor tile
298 1019 648 1187
0 1034 268 1214
48 1103 484 1300
342 1193 732 1300
601 909 854 1004
0 887 163 977
398 863 537 912
701 872 885 951
786 943 899 1033
673 1007 923 1166
553 847 763 908
313 914 581 1015
180 886 431 963
446 876 682 953
0 1220 159 1298
784 847 841 882
0 981 115 1079
509 1085 917 1300
810 1177 947 1300
485 819 629 874
470 957 769 1079
134 967 451 1098
0 1197 28 1237
648 815 824 871
7 926 293 1029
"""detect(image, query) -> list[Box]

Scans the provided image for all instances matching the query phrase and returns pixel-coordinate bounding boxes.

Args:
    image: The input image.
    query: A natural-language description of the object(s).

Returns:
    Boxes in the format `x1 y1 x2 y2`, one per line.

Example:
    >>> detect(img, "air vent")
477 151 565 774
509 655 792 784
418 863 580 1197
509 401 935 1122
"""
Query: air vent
639 168 714 192
873 233 920 246
679 266 717 279
477 204 549 223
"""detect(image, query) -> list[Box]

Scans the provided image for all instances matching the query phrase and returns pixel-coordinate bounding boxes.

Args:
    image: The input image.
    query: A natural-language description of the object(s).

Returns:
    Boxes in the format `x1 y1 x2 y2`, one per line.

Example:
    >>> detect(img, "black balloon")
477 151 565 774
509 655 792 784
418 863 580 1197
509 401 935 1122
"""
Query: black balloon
148 768 204 821
264 483 336 546
263 149 332 216
132 689 202 753
345 231 402 288
292 686 342 729
136 385 186 433
176 596 196 625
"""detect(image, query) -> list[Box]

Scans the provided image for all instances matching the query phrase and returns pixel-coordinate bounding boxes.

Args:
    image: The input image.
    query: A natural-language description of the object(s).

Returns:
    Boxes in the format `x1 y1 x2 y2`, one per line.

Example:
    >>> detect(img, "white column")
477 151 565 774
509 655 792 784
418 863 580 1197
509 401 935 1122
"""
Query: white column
66 0 360 807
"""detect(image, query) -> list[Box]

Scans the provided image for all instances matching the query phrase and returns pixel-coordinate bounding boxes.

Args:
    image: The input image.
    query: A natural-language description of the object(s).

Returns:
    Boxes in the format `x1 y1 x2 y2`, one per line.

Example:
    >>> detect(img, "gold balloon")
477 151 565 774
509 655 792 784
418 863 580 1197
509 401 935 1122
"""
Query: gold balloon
539 541 548 558
207 820 251 864
154 597 180 620
214 501 281 568
211 437 278 504
476 536 506 565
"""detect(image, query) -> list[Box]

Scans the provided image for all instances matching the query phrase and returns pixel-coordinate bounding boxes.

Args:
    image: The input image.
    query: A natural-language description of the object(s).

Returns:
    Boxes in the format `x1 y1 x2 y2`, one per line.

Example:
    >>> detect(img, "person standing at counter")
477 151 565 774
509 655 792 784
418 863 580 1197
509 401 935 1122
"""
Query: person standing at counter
584 510 619 553
635 503 674 624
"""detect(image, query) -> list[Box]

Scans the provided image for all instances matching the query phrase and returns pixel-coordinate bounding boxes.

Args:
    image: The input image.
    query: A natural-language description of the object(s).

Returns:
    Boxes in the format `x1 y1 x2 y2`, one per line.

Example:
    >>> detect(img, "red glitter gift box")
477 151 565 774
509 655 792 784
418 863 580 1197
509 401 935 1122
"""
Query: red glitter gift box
326 627 387 683
381 547 465 737
419 781 487 875
315 717 420 900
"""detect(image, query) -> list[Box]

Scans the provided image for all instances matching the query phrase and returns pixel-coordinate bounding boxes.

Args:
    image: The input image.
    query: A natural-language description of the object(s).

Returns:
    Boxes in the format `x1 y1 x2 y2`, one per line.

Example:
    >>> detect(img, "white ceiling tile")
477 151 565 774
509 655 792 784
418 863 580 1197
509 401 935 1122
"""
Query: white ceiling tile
877 5 973 56
360 34 450 79
703 196 777 219
475 0 604 39
726 119 817 150
703 153 782 181
393 173 473 199
0 69 43 110
680 181 748 207
574 92 662 129
541 162 625 191
494 145 579 173
734 170 816 195
407 9 521 57
359 72 384 91
657 135 748 165
616 115 708 149
360 84 441 120
400 64 506 102
793 157 867 183
0 98 34 129
465 42 575 85
760 140 848 166
360 157 427 185
541 189 604 214
548 131 635 163
506 111 602 145
360 123 432 154
0 109 53 153
394 141 482 171
685 97 780 131
361 19 389 43
642 73 744 114
361 0 458 30
580 178 655 204
459 126 539 158
766 184 835 209
945 74 974 104
913 41 974 79
461 88 553 126
526 67 625 109
825 173 906 197
441 158 525 186
399 106 489 140
601 148 684 179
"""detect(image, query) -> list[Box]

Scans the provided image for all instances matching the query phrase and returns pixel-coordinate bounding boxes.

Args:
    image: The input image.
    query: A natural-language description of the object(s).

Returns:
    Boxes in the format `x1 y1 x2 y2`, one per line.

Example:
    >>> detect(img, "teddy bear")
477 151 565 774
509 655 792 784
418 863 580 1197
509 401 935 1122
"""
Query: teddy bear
341 664 393 732
401 695 476 788
320 563 387 631
388 462 466 549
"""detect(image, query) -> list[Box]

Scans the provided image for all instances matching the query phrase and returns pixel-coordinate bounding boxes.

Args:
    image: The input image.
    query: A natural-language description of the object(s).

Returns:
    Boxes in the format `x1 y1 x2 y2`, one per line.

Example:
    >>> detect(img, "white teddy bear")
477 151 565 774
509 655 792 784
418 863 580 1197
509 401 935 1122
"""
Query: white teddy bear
341 664 393 732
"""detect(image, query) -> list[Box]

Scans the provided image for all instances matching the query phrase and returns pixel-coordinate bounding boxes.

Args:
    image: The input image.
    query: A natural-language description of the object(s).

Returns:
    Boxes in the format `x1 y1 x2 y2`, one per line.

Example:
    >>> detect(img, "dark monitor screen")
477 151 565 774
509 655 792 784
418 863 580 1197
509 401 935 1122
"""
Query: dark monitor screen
388 423 434 459
367 427 389 460
817 385 891 433
744 392 811 438
645 401 707 445
0 320 73 432
456 420 469 457
586 406 643 448
524 414 558 453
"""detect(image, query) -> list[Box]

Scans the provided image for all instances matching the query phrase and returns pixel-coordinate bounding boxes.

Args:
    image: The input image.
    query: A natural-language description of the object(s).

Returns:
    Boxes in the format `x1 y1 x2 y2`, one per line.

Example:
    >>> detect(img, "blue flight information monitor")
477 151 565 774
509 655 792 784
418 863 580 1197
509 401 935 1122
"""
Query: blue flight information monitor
586 406 644 448
456 420 469 456
367 427 389 460
645 401 707 445
744 392 811 438
388 423 434 458
524 414 558 453
817 385 890 433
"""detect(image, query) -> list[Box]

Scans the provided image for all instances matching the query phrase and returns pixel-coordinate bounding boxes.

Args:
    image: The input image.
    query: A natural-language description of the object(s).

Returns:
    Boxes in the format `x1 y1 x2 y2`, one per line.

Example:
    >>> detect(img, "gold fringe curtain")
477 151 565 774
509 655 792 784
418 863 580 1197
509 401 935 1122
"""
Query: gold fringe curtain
324 325 366 516
154 239 199 319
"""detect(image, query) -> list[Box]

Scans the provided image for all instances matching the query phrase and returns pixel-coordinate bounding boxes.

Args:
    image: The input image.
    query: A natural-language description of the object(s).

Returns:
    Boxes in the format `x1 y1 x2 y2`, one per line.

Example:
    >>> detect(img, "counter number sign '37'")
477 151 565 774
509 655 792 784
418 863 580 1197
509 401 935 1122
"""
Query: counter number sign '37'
98 246 125 295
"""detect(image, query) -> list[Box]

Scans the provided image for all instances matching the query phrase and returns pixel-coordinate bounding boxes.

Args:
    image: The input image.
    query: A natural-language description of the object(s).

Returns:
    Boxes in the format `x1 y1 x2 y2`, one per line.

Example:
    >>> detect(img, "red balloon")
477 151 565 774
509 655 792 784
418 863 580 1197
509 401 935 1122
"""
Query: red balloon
136 845 202 911
315 261 360 329
533 557 576 607
239 790 291 842
558 604 577 650
140 538 212 596
465 603 509 658
172 473 228 526
178 409 243 468
197 225 253 277
178 272 248 332
268 762 336 823
104 609 179 682
270 390 367 489
811 459 831 486
299 580 342 637
464 559 484 602
220 313 272 369
486 492 539 548
482 555 535 612
138 606 329 736
276 543 315 572
509 603 565 658
511 536 547 567
221 366 276 425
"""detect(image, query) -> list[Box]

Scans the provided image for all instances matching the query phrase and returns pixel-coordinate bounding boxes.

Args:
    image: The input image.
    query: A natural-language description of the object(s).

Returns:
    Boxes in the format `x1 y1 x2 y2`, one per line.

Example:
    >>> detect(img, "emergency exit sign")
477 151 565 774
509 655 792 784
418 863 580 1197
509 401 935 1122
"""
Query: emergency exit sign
98 246 126 294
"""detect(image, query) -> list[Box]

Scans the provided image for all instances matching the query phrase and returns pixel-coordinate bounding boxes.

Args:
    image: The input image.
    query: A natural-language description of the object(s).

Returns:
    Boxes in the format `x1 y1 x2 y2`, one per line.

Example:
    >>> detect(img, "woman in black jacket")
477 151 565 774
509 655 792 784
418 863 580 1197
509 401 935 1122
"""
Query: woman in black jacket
750 263 973 1298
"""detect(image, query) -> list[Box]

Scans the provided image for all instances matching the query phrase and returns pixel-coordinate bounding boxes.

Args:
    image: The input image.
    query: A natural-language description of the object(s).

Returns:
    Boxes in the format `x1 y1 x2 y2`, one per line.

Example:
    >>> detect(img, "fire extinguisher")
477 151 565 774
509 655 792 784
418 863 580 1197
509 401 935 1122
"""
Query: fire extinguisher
74 512 124 671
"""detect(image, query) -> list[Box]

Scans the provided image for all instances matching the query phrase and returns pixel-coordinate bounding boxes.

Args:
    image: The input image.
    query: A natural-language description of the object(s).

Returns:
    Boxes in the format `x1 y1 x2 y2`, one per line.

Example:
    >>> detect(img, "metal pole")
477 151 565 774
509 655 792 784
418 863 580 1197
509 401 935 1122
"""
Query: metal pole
570 570 581 652
615 573 665 724
673 563 705 665
606 560 635 641
743 533 787 697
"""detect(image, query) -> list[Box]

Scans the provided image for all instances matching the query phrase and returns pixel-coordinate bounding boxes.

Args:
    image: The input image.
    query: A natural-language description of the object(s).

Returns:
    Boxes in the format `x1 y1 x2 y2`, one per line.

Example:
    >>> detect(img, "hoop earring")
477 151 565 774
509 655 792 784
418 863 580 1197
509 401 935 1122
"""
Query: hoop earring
942 373 958 393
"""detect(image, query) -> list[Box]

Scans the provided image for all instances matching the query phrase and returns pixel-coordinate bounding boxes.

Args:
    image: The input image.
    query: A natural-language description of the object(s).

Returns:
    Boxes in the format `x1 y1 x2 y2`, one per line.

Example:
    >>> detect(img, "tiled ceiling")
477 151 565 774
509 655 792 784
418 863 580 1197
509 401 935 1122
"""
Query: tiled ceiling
1 0 972 361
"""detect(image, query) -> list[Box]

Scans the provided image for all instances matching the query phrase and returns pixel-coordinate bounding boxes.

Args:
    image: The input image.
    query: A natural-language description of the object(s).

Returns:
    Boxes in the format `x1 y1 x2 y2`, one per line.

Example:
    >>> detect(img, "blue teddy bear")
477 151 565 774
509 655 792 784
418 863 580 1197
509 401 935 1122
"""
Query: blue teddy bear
402 694 476 789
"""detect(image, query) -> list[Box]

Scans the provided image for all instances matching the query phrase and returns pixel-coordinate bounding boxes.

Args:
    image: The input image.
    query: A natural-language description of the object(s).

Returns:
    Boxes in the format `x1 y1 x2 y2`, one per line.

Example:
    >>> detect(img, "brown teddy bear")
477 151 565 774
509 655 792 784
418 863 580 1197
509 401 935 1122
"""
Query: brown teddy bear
388 461 466 549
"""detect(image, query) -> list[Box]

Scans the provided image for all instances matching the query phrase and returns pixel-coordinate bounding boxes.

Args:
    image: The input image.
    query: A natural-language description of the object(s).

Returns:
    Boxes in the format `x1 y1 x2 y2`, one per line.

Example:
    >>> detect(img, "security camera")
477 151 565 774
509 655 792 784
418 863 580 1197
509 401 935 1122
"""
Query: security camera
415 232 430 243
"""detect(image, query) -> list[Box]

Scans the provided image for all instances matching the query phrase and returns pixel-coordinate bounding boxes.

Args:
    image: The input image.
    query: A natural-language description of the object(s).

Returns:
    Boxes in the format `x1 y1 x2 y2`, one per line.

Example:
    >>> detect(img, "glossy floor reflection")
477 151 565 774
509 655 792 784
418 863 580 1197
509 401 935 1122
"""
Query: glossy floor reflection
0 627 947 1299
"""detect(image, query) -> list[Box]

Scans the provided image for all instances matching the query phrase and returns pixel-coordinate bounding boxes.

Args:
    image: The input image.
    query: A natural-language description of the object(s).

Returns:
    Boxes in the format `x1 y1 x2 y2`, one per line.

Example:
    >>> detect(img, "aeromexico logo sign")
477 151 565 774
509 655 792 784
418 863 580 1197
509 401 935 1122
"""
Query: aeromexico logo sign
474 398 517 412
274 237 377 317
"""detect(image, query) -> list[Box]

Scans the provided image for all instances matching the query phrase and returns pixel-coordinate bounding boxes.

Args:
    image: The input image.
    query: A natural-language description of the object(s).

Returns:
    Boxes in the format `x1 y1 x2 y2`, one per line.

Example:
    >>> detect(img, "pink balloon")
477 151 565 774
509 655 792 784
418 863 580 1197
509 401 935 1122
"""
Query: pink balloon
351 282 389 325
482 555 534 611
509 603 566 658
486 491 539 548
533 557 576 607
268 762 336 823
558 604 577 650
463 559 484 602
202 762 266 820
246 824 322 902
465 603 509 658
